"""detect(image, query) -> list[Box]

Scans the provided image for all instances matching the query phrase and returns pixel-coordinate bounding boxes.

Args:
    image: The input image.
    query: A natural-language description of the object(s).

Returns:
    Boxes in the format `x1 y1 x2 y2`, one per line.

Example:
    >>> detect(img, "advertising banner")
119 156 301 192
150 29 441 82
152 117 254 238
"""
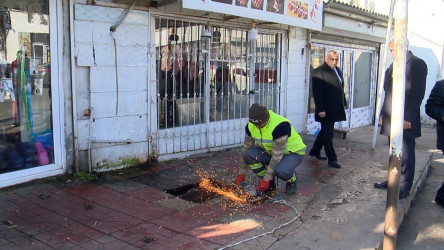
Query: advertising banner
183 0 323 31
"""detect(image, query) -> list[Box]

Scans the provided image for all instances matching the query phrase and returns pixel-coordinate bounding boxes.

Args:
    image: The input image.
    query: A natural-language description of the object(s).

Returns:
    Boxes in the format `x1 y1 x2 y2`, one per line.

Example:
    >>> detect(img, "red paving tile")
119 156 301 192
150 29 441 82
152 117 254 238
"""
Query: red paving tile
52 226 73 237
0 192 27 205
102 238 134 249
0 229 27 243
142 242 173 250
0 146 355 250
18 241 49 249
95 235 119 244
33 232 54 241
40 222 62 231
90 215 140 235
11 237 39 247
250 202 290 218
66 184 176 221
150 203 232 233
156 233 220 249
65 234 96 245
18 227 47 238
78 239 108 249
38 234 77 249
64 183 109 197
125 186 167 201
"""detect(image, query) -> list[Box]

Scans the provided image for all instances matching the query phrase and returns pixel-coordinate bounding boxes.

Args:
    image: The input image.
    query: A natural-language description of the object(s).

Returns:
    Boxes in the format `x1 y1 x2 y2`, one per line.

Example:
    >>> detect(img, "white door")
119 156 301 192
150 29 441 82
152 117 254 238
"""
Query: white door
307 44 376 134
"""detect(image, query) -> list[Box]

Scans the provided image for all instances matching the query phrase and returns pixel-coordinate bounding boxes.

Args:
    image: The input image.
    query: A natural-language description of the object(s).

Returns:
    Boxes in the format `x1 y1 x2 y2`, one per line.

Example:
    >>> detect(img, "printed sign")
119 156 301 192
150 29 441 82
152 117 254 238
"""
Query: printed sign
183 0 323 31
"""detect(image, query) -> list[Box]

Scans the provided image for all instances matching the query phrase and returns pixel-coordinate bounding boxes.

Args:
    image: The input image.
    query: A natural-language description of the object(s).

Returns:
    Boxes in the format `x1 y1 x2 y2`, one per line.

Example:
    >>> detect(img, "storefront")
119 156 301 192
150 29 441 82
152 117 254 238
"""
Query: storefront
1 0 390 187
306 38 380 134
0 0 65 188
306 1 388 134
72 0 321 170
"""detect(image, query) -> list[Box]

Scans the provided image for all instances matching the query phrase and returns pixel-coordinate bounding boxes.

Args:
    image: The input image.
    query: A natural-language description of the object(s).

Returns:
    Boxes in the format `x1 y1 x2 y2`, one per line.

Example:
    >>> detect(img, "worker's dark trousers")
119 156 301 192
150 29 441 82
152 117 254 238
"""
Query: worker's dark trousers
244 147 303 182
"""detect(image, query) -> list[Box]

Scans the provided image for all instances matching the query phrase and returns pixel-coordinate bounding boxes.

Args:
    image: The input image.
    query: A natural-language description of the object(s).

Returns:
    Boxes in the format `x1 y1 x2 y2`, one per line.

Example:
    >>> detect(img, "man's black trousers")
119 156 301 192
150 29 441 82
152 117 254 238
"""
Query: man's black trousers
311 120 337 164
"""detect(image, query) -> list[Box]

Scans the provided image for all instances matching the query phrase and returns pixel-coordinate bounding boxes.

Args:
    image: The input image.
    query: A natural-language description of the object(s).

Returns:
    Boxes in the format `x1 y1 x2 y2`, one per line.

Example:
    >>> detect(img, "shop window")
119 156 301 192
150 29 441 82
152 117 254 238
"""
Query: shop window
0 0 53 173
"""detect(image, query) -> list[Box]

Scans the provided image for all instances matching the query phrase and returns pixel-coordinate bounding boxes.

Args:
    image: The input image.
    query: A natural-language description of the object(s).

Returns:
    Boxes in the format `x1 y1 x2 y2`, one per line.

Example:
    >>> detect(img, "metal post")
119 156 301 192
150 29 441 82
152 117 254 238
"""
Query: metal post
248 39 256 105
372 0 395 150
383 0 408 249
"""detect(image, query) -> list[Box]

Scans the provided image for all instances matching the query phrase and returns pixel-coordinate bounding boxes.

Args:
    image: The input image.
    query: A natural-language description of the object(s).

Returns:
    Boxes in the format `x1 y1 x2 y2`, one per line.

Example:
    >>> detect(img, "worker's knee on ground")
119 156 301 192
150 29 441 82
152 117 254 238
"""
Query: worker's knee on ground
275 168 295 182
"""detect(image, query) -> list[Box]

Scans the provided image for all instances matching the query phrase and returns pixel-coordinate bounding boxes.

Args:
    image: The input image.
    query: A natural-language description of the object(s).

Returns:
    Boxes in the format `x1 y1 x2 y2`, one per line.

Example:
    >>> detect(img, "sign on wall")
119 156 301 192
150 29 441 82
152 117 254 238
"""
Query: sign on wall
183 0 323 31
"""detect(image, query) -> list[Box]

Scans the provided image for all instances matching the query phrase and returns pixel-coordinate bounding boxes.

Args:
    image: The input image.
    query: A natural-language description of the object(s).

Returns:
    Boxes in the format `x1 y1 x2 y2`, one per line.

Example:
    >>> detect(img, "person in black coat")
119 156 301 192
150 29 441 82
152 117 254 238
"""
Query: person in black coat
425 79 444 207
309 50 347 168
374 41 428 199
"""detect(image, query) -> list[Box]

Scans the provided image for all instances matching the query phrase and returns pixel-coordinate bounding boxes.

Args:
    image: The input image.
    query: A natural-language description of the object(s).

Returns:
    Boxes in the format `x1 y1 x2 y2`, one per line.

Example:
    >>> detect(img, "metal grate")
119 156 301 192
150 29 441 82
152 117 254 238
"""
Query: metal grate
154 16 284 155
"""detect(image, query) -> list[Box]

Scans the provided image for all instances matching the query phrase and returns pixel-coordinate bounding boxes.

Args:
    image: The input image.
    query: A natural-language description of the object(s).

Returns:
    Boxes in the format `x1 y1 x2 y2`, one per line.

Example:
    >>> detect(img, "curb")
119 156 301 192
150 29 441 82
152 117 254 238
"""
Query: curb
376 152 433 249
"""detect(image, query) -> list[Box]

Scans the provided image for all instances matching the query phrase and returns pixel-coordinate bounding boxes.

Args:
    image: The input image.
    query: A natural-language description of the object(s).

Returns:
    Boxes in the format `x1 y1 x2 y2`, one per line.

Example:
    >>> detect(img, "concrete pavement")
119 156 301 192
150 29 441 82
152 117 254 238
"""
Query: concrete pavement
0 125 442 249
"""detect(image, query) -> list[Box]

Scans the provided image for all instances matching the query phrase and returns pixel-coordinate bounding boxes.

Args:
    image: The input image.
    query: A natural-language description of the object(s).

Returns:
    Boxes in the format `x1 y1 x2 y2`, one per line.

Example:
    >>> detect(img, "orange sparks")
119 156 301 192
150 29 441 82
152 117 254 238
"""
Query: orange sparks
198 178 246 203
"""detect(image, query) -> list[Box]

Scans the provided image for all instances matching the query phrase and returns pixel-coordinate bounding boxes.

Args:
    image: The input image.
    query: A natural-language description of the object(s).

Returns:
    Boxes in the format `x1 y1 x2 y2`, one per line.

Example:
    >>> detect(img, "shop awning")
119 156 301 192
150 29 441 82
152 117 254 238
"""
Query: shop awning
182 0 323 31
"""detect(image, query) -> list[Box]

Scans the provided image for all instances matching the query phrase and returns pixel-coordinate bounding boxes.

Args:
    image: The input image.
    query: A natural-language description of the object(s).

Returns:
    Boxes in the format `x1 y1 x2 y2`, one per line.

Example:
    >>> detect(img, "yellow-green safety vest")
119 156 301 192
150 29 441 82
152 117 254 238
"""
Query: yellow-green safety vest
248 110 306 155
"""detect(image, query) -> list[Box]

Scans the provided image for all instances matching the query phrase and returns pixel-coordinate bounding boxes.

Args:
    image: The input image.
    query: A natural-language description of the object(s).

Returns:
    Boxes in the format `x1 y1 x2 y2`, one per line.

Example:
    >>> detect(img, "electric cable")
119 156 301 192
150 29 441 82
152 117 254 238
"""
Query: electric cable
217 197 301 250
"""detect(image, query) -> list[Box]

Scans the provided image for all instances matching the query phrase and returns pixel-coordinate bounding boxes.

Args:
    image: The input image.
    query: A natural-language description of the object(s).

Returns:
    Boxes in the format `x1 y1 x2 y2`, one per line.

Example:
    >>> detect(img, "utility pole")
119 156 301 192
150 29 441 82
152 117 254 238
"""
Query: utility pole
372 0 394 150
383 0 408 249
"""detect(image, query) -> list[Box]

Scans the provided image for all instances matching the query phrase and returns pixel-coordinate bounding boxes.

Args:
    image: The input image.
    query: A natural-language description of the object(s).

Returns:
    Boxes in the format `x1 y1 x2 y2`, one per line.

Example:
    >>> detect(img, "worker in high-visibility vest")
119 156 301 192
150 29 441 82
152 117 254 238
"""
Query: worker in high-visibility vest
234 103 306 194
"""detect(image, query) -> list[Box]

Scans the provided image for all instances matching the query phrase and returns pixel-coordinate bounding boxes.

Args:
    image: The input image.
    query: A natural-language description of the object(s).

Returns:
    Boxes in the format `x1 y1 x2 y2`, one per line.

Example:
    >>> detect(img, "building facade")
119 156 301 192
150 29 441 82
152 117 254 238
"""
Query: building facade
1 0 440 188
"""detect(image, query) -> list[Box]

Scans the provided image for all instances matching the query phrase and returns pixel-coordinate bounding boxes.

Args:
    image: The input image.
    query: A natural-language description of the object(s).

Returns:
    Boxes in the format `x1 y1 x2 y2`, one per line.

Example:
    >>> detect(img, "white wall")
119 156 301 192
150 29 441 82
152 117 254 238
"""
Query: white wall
407 0 444 125
73 4 150 168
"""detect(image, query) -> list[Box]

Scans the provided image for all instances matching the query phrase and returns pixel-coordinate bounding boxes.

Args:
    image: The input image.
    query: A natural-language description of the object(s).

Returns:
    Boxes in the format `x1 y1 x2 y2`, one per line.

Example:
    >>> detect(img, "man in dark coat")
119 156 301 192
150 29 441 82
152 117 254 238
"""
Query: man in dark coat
374 41 428 199
309 50 347 168
425 79 444 207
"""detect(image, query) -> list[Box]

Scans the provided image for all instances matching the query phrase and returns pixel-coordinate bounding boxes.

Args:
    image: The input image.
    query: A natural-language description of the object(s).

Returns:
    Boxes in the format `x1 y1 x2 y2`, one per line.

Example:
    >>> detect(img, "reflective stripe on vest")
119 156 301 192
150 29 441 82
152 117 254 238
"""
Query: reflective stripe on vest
248 111 306 155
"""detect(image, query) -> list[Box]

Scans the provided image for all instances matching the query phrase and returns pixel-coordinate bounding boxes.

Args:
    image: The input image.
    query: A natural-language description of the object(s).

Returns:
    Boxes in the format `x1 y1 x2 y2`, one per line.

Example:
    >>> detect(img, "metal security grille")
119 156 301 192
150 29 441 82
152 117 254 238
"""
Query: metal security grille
249 31 283 111
153 16 284 156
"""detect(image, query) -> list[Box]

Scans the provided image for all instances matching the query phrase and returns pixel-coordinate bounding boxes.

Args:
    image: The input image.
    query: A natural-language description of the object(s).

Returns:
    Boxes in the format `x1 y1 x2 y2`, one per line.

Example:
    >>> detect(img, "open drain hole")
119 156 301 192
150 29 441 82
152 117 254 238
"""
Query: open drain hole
166 183 220 203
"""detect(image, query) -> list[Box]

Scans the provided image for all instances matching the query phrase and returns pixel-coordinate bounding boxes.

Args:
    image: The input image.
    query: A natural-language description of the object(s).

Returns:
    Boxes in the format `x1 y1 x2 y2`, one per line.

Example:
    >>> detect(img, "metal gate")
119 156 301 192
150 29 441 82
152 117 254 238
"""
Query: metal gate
152 16 284 156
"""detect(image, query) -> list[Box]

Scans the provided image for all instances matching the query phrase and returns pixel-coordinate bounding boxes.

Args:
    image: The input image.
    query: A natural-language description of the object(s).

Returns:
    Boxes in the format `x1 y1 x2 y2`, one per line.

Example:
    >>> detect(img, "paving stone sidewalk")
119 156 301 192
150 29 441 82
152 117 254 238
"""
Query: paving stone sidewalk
0 126 437 249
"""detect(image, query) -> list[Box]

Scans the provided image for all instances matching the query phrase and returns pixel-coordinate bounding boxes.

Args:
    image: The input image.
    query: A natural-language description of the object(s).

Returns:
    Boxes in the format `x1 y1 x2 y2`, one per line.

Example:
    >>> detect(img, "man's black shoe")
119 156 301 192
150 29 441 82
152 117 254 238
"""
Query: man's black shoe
374 180 388 189
285 181 297 195
328 162 341 168
329 163 341 168
309 151 327 160
269 179 276 191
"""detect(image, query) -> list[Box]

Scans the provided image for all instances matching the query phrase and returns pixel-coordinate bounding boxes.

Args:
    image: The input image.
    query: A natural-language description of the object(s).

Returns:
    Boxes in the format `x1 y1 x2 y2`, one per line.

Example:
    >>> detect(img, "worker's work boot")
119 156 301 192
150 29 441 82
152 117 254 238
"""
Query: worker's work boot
268 179 276 191
285 180 297 195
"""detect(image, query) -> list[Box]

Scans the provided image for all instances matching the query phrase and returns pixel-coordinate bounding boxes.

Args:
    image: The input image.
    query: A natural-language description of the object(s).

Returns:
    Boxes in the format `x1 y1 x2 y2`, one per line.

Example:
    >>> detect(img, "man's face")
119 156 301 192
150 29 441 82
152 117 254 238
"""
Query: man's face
326 52 339 69
389 42 394 57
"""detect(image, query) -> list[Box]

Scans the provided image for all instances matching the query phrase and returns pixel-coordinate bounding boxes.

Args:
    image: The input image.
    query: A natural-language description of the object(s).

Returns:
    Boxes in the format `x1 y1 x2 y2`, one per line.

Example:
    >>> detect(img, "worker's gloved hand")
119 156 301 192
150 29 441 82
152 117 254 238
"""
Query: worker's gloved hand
234 174 245 185
257 179 270 192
